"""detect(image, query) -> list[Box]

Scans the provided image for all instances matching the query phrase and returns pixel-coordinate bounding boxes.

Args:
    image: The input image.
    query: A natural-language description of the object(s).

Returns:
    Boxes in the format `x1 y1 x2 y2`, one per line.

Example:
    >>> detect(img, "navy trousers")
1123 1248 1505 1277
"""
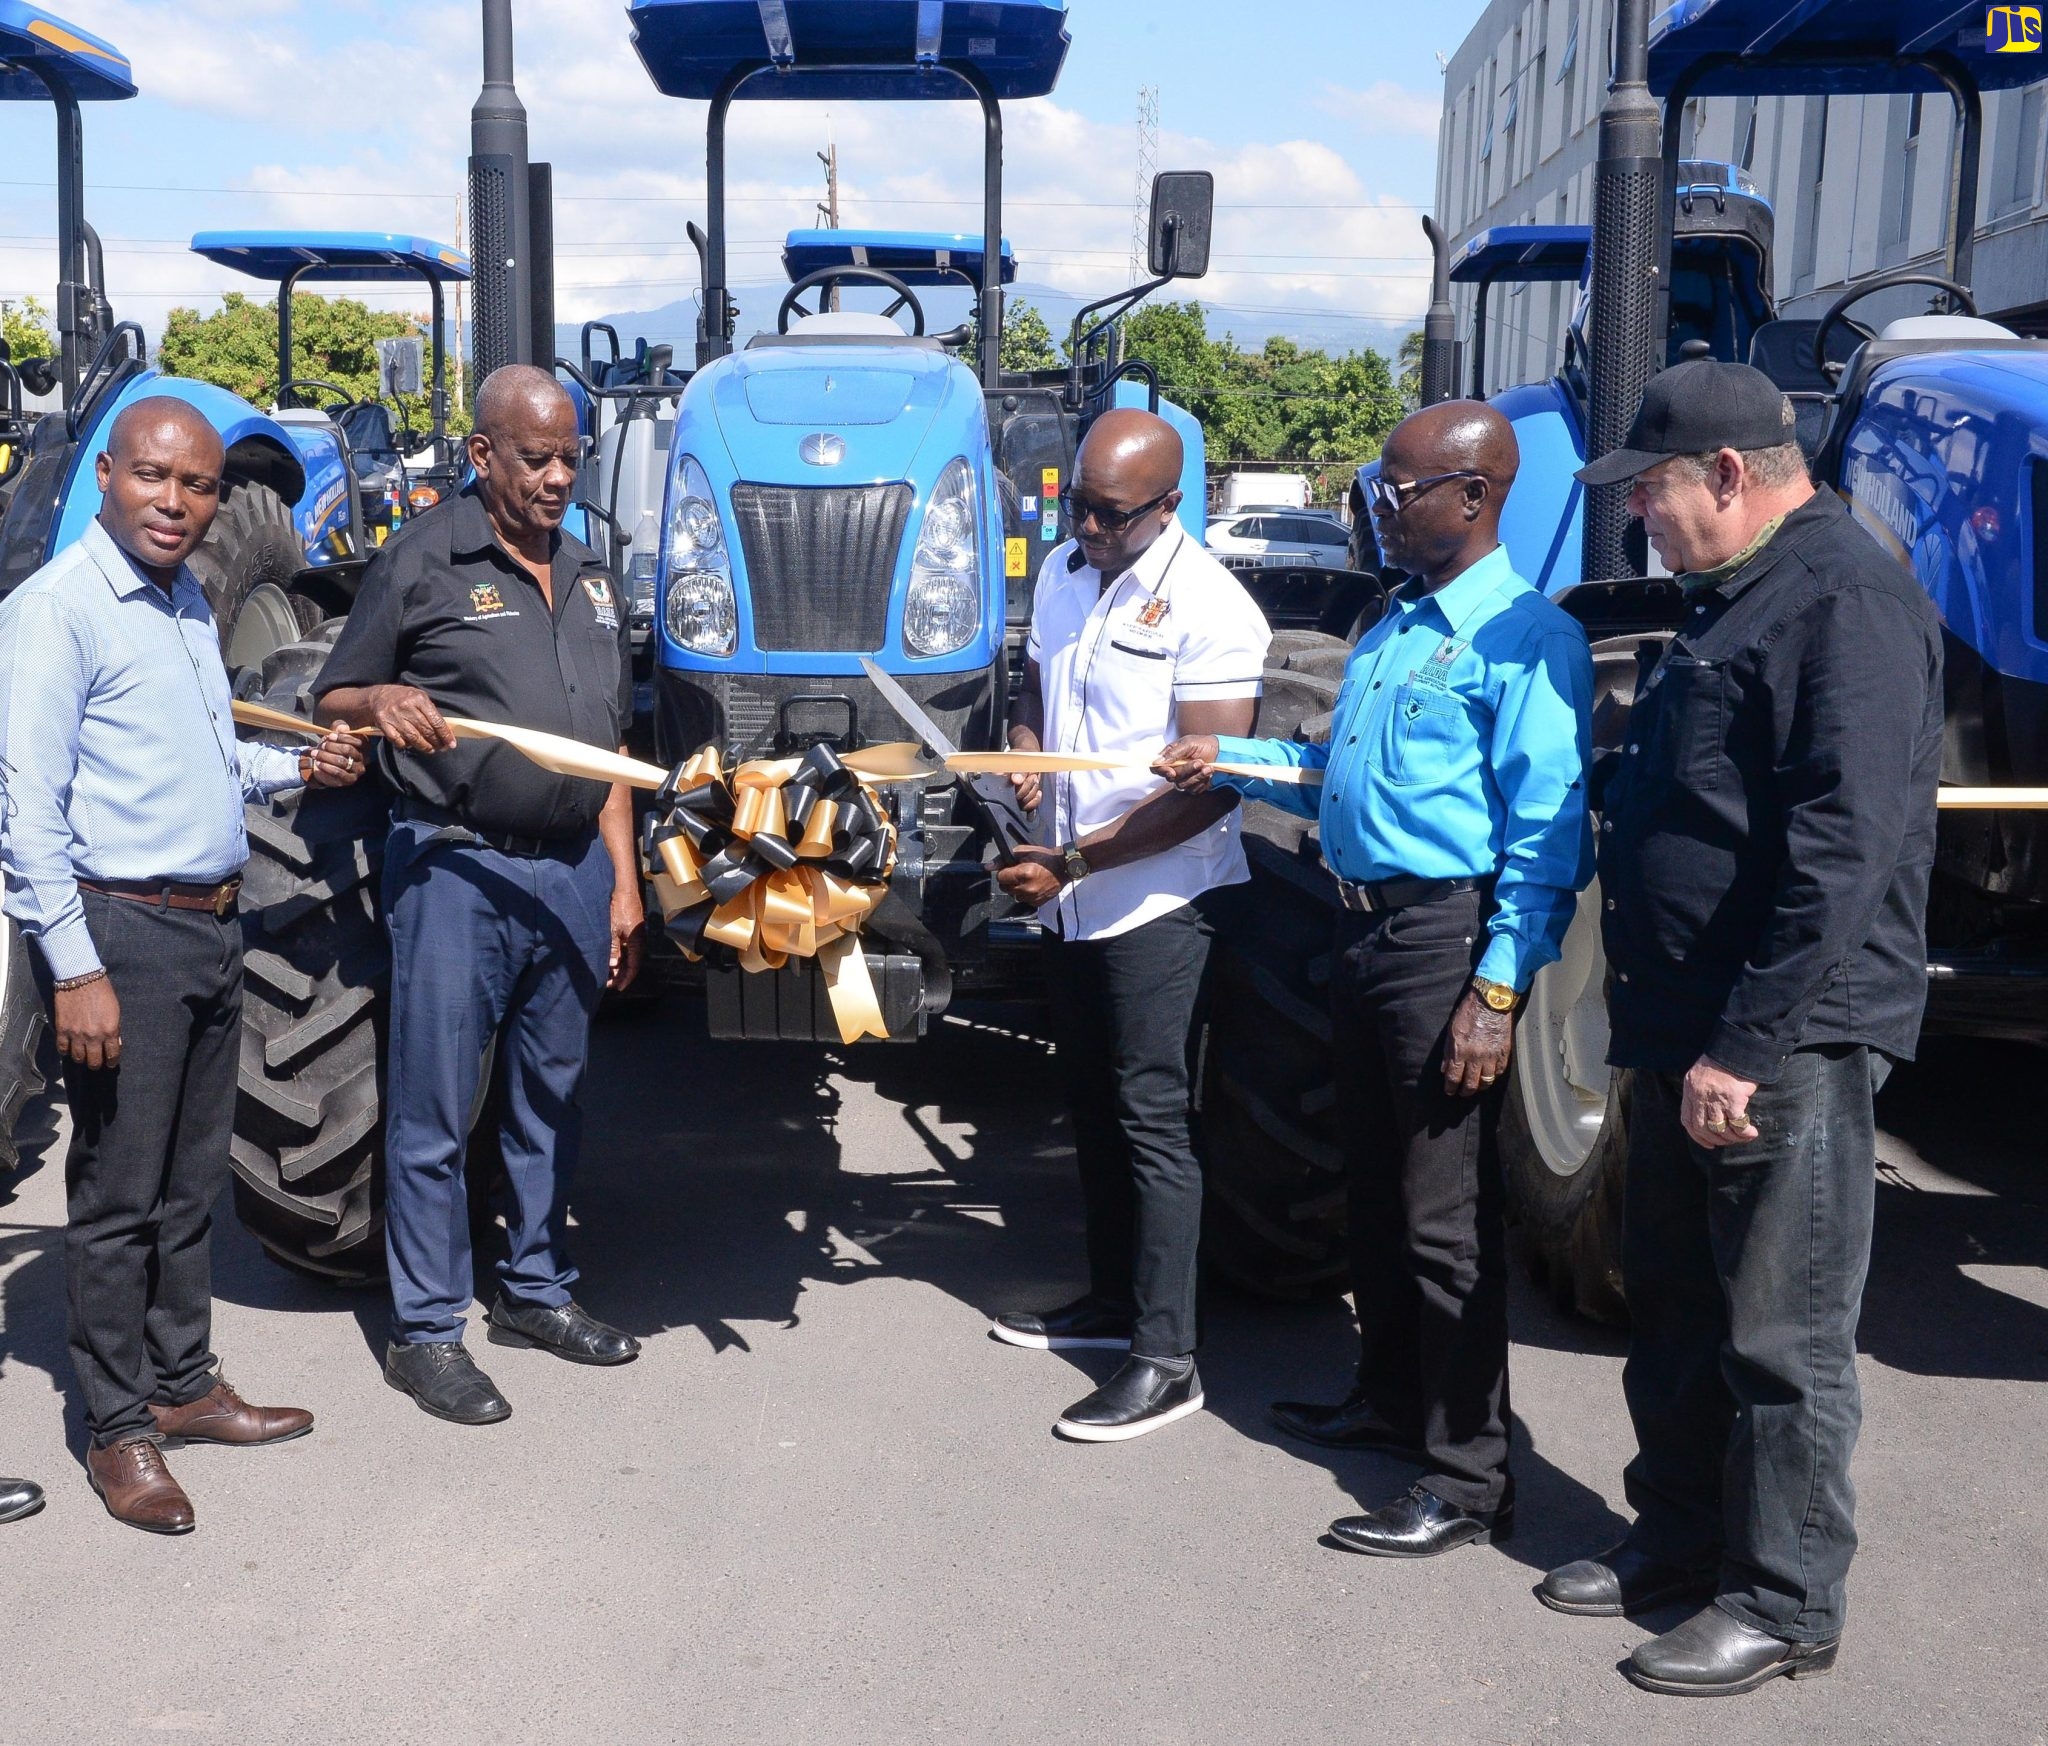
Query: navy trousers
1621 1046 1886 1643
381 820 613 1344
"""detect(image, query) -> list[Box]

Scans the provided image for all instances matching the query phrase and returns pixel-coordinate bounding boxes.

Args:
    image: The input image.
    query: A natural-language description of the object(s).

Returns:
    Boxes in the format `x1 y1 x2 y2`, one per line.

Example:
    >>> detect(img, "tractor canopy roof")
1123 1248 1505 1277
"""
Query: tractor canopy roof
781 228 1017 285
1451 226 1590 284
0 2 133 101
1648 0 2048 96
627 0 1069 100
189 231 473 284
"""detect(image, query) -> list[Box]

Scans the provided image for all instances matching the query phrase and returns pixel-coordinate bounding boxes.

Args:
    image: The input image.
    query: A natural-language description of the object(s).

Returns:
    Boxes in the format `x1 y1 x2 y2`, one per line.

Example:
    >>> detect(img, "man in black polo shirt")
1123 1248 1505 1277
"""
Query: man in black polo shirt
316 365 645 1425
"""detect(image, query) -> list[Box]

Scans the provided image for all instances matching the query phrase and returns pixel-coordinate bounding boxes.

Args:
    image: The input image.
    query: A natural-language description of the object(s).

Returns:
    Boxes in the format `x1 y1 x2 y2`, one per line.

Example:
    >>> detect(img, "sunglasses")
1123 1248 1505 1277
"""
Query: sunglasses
1366 470 1487 515
1058 486 1173 533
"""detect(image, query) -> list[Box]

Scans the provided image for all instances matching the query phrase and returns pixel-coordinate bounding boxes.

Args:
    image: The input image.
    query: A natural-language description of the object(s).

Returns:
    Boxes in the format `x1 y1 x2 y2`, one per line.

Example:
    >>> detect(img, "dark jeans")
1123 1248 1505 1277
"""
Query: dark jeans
1041 895 1222 1358
382 821 613 1344
1621 1046 1885 1643
45 892 240 1447
1330 888 1510 1514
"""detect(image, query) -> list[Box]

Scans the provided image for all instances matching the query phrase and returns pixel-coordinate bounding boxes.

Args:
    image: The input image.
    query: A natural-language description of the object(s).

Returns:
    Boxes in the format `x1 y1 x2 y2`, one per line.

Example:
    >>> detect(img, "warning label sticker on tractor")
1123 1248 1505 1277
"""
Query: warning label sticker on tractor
1005 537 1029 578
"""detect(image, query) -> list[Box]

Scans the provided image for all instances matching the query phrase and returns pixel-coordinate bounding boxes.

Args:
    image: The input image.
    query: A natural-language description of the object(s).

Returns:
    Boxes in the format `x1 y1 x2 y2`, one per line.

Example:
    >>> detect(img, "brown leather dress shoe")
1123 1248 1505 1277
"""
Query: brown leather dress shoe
148 1378 314 1447
86 1438 194 1535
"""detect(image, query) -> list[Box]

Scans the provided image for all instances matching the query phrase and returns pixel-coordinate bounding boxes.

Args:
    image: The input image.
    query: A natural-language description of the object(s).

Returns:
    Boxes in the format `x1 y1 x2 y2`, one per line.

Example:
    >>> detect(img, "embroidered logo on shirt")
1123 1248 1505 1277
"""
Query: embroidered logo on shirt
1136 595 1170 628
469 580 507 616
1408 637 1467 691
580 573 620 629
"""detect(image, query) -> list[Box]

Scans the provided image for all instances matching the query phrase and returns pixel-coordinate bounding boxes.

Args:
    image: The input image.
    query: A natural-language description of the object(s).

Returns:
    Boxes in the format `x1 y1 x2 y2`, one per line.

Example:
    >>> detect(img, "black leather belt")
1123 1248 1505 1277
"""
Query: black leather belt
396 798 565 859
1333 873 1489 915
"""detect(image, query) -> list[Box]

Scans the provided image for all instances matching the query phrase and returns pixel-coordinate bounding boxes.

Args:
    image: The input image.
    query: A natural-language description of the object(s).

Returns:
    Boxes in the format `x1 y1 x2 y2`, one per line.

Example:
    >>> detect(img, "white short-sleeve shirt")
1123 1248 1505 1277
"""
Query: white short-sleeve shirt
1025 523 1271 941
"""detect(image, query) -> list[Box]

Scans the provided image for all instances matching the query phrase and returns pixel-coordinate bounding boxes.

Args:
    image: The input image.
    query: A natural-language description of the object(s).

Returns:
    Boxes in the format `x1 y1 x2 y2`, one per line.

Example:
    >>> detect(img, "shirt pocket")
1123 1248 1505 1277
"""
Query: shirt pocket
1381 682 1467 786
1643 655 1728 792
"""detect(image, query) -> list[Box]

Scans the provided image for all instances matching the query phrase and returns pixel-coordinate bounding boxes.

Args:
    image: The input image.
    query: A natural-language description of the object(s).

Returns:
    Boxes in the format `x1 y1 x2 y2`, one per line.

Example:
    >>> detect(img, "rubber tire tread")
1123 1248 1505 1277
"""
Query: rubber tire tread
1198 631 1352 1300
1500 1068 1631 1325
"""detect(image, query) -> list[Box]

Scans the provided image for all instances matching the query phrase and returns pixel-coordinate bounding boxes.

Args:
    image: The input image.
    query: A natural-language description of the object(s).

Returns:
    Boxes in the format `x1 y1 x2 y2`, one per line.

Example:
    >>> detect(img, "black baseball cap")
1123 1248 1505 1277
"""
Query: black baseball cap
1574 359 1797 486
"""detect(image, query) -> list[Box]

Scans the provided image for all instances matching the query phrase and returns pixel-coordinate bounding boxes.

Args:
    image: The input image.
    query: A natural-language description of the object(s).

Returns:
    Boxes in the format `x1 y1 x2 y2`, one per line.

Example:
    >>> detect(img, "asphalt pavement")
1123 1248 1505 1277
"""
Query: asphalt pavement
0 1003 2042 1746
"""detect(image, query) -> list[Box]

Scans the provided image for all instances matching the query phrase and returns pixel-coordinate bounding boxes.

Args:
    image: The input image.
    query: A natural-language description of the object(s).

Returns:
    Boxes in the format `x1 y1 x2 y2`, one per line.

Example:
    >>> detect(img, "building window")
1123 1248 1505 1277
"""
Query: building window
1737 96 1758 170
1883 93 1922 260
1997 80 2045 213
1793 96 1829 291
1557 0 1578 80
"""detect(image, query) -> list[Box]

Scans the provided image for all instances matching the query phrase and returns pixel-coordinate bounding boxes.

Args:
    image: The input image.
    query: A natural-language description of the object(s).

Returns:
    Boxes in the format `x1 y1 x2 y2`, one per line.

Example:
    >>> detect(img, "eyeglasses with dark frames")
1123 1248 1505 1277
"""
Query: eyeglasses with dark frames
1365 470 1487 515
1058 486 1174 533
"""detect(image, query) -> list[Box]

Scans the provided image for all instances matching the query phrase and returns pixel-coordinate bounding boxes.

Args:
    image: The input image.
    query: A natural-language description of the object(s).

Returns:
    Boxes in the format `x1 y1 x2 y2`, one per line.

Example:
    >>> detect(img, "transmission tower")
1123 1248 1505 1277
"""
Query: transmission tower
1128 85 1159 286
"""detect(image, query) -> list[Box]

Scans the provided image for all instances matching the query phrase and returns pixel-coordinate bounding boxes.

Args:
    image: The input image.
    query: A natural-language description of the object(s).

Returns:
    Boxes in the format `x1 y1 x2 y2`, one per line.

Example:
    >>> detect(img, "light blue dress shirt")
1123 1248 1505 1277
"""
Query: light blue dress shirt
1214 543 1594 989
0 518 304 979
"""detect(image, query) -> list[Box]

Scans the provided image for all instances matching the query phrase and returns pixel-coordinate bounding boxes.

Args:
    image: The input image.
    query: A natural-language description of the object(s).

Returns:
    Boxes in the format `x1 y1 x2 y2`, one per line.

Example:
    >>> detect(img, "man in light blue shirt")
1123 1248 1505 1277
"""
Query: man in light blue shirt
0 397 361 1532
1160 401 1593 1560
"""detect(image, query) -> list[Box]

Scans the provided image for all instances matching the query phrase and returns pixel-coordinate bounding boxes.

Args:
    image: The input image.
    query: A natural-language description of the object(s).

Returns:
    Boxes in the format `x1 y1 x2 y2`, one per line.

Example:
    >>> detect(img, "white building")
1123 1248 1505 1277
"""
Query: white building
1436 0 2048 392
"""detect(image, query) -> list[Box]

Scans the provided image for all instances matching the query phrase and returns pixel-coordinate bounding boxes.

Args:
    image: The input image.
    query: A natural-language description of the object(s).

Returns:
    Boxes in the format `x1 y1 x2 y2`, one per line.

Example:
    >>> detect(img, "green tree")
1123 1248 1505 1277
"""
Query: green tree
1 294 54 360
159 290 463 436
999 299 1061 372
1398 328 1425 411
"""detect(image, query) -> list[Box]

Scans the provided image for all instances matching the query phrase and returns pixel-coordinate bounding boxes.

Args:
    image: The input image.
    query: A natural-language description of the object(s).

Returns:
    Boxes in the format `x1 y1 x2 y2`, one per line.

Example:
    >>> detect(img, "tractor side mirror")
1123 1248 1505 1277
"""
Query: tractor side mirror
1149 171 1214 279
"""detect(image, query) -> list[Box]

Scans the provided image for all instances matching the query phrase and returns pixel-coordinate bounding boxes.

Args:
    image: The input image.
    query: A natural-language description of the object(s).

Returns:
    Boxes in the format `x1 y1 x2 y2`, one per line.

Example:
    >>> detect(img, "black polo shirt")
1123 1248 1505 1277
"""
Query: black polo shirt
316 485 632 839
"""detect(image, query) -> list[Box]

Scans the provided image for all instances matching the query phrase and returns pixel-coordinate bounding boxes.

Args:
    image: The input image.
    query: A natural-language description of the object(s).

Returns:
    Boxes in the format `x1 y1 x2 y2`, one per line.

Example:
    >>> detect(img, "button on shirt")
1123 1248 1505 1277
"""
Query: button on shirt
315 486 632 840
0 518 305 980
1213 543 1594 988
1027 526 1271 941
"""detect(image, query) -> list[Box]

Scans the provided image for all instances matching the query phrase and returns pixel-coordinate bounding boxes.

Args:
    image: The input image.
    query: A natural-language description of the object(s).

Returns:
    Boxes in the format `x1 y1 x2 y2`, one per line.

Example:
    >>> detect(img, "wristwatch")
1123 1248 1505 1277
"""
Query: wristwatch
1060 842 1091 884
1470 976 1521 1013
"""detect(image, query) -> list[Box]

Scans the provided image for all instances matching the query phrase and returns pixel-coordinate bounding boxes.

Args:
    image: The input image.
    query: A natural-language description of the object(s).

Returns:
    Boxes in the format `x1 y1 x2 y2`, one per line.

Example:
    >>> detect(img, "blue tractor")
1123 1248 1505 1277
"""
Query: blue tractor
625 0 1216 1041
0 2 311 1167
187 231 474 630
1238 0 2048 1314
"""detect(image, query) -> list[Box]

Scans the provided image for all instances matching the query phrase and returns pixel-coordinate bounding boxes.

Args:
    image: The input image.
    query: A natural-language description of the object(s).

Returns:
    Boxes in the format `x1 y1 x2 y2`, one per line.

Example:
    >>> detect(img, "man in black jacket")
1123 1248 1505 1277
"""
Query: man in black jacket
1538 362 1942 1697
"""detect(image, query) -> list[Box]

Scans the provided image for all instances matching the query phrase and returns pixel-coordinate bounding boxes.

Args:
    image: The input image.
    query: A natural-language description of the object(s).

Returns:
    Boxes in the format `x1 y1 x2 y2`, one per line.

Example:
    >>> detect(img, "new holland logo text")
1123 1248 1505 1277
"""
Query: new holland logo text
1987 5 2042 51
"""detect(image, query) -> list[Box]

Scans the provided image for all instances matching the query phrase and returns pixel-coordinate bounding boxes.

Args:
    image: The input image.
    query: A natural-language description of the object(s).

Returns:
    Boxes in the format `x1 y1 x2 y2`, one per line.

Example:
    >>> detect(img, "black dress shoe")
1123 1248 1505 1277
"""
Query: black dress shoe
1327 1482 1514 1558
991 1294 1133 1352
384 1340 512 1425
1269 1389 1423 1456
1625 1604 1839 1697
1053 1356 1202 1442
1538 1540 1718 1617
486 1296 640 1365
0 1476 44 1525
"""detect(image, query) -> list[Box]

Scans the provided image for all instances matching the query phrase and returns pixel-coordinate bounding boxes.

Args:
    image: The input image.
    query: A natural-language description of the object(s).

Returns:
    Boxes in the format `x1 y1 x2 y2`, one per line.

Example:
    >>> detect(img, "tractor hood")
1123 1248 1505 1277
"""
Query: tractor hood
709 344 961 484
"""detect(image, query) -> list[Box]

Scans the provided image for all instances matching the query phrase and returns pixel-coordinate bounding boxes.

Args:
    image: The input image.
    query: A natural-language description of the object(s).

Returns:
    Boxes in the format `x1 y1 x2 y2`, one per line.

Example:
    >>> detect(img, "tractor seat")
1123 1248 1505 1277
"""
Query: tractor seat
1877 313 2018 342
786 311 907 339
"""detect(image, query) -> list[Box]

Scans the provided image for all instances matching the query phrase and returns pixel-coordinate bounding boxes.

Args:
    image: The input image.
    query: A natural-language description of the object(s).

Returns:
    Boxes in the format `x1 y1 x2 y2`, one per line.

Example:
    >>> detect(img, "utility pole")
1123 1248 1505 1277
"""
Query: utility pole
816 129 841 310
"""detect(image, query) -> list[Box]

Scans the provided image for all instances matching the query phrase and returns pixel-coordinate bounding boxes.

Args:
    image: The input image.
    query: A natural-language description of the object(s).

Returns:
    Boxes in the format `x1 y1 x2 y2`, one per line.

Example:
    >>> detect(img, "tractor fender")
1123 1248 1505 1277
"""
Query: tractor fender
50 371 307 558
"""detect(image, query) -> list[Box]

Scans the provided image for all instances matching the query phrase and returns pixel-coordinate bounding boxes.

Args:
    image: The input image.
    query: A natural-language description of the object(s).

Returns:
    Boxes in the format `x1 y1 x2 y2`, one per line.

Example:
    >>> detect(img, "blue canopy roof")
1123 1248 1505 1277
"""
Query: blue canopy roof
0 2 134 102
1648 0 2048 96
1450 225 1591 284
781 228 1016 285
189 232 472 285
627 0 1070 100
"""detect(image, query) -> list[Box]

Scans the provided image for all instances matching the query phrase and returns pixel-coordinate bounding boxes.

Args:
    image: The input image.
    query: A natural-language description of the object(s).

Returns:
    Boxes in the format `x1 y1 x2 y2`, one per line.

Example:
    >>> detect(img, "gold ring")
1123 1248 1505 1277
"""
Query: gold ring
1480 1074 1497 1085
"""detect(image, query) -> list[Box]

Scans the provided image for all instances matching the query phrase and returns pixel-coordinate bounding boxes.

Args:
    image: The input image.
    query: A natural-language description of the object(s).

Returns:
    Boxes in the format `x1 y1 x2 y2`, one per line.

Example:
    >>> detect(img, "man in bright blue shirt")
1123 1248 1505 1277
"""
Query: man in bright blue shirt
1160 401 1593 1559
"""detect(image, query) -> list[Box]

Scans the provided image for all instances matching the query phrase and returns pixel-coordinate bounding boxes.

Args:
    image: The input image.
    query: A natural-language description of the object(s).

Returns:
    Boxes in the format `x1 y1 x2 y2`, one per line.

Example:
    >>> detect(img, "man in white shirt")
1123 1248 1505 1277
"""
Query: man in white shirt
991 409 1270 1441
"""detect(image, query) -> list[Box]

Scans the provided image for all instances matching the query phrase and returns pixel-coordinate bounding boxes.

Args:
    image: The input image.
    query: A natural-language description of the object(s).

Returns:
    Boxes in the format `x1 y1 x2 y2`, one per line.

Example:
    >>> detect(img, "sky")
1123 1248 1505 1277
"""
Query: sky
0 0 1491 357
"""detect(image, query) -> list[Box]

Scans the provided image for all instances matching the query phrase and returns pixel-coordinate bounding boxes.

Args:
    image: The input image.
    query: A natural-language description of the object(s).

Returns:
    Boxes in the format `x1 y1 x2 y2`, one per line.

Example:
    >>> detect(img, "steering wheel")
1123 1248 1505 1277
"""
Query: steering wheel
1812 270 1977 376
282 377 357 412
776 267 925 336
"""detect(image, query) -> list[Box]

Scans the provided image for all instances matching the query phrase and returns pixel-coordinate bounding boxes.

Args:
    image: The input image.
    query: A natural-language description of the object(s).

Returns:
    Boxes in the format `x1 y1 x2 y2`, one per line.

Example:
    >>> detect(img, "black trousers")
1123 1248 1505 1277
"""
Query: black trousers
1041 896 1220 1358
48 892 241 1447
1622 1046 1884 1643
1330 888 1510 1514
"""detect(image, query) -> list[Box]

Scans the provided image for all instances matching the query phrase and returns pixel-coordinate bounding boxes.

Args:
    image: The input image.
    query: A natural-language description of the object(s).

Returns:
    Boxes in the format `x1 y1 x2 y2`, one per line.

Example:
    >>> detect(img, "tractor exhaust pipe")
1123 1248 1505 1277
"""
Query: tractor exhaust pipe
469 0 533 374
1581 0 1660 583
1418 215 1456 407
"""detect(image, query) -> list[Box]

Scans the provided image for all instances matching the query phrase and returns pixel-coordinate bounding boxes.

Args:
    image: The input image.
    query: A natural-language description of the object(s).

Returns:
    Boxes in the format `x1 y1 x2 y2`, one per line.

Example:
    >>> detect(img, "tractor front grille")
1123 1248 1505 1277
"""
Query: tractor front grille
728 482 912 654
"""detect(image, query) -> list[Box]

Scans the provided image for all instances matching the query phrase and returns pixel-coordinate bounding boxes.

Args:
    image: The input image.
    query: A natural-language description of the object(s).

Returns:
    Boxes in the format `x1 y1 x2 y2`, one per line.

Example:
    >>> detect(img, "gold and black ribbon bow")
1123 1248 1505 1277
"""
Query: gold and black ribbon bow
642 743 898 1043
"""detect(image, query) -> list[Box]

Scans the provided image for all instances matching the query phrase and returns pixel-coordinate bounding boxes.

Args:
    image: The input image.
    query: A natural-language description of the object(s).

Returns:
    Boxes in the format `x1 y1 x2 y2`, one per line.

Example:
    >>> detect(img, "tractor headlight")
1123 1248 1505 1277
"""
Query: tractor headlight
662 455 737 657
903 457 982 658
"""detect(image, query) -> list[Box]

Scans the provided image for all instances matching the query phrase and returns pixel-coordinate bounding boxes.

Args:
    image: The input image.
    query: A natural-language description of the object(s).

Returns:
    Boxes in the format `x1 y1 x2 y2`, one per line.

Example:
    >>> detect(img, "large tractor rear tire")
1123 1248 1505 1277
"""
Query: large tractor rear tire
230 638 391 1282
188 478 306 676
1198 631 1351 1299
0 906 46 1174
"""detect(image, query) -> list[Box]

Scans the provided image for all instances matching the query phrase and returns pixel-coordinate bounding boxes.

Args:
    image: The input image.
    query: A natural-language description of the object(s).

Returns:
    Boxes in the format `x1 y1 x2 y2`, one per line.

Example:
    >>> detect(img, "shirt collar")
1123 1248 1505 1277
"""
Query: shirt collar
1095 522 1186 598
1705 487 1831 601
1402 543 1513 637
83 516 201 607
445 482 596 570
